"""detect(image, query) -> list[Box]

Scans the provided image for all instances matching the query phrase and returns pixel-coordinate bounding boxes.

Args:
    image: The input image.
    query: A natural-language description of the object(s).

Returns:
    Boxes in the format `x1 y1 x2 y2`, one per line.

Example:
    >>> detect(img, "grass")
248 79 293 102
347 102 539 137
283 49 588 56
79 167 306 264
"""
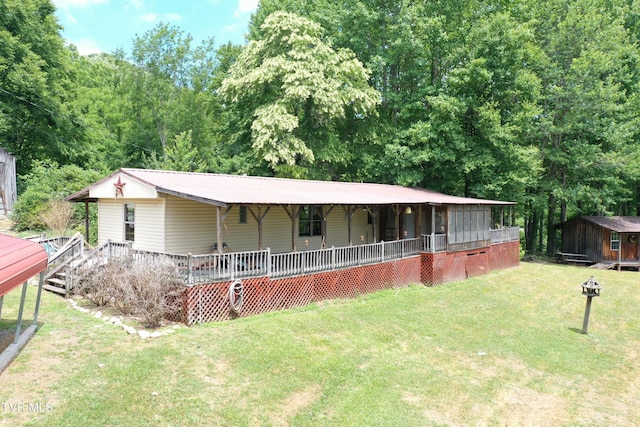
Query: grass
0 261 639 426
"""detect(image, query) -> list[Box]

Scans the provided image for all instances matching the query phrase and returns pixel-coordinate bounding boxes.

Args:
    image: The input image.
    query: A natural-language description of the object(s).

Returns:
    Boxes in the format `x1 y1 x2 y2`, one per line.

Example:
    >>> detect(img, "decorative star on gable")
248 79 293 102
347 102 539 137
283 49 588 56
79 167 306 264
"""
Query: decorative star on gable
114 176 126 197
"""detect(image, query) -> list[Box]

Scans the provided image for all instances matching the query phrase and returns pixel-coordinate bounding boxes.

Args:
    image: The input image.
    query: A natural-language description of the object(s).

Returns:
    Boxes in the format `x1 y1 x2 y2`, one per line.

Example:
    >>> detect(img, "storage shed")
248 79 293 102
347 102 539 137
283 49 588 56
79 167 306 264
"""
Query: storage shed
558 216 640 269
0 147 17 214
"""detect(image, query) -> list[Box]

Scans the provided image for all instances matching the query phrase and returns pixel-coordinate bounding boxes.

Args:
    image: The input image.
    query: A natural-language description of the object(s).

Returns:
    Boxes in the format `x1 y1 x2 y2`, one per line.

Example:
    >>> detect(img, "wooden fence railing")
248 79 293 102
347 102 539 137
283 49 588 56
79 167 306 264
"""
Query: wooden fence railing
64 229 520 290
490 227 521 244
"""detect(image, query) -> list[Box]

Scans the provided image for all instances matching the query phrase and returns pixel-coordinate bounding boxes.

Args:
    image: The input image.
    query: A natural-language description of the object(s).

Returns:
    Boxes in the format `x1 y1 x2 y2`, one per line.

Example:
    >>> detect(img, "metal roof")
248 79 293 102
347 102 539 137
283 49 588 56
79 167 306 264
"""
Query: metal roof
0 235 48 297
582 216 640 233
67 168 515 207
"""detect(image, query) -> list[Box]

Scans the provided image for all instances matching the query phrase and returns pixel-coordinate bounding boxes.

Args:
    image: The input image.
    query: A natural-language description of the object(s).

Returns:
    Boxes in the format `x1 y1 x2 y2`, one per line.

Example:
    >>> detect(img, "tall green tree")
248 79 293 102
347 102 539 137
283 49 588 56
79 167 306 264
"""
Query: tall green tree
520 0 640 254
0 0 78 173
126 23 219 167
220 11 379 177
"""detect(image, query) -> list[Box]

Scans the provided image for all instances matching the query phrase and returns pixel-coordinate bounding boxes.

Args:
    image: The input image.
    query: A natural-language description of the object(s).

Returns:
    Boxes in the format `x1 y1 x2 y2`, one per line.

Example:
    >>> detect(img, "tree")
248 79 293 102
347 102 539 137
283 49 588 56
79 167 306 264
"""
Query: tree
520 0 640 255
127 23 219 167
0 0 78 174
146 130 206 172
220 11 379 175
12 160 102 234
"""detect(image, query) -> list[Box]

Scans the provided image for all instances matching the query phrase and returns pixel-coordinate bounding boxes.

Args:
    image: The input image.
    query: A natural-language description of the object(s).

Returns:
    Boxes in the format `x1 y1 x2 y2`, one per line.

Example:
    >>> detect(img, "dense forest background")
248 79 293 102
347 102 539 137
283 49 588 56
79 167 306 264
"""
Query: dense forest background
2 0 640 255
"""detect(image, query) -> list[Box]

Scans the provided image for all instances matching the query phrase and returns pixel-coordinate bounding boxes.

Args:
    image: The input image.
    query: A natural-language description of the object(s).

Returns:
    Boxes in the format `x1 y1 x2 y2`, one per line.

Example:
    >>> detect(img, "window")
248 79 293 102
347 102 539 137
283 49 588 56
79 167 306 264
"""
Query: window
299 206 322 237
124 203 135 242
611 231 620 251
239 206 247 224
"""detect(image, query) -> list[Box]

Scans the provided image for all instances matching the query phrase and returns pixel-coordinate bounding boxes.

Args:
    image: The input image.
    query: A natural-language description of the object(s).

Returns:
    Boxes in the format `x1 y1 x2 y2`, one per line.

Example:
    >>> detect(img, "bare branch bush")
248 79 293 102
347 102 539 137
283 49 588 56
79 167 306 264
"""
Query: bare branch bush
120 257 184 327
73 256 184 327
40 198 74 235
74 256 131 306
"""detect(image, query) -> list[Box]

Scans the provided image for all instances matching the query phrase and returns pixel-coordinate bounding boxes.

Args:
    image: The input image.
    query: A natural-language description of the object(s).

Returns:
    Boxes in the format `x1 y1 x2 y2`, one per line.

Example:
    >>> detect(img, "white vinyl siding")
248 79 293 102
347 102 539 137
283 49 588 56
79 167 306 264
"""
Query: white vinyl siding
100 196 377 255
97 200 123 245
164 196 217 254
97 198 165 252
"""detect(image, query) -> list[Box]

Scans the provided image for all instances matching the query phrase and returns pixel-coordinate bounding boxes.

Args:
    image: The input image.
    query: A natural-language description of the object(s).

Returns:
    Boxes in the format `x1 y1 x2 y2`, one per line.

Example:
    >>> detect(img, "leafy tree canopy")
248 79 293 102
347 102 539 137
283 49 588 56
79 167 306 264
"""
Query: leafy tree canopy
220 11 379 172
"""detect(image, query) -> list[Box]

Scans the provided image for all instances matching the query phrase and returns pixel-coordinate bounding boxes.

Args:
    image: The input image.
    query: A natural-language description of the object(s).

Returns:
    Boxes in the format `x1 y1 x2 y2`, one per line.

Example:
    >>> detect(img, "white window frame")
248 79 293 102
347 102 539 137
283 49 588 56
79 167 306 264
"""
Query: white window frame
611 231 620 251
124 203 135 242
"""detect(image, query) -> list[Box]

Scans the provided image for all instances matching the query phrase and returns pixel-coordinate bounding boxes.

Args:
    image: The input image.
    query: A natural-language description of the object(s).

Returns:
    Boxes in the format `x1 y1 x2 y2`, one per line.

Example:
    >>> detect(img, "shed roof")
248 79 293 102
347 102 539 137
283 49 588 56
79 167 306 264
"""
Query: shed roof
582 216 640 233
67 168 515 207
0 235 48 297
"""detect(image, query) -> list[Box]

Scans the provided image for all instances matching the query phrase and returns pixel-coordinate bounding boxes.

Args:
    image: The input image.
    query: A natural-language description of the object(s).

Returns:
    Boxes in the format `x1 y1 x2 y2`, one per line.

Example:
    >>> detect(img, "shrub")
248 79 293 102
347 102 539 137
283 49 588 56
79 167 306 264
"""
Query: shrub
12 160 102 240
40 199 74 236
74 256 184 327
74 257 129 307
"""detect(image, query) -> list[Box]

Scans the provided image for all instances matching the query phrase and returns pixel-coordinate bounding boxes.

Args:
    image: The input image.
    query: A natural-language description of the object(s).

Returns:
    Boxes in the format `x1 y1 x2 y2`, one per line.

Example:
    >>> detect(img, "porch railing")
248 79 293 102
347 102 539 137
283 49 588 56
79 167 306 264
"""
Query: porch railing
490 227 520 244
72 238 423 286
422 234 447 253
68 230 520 288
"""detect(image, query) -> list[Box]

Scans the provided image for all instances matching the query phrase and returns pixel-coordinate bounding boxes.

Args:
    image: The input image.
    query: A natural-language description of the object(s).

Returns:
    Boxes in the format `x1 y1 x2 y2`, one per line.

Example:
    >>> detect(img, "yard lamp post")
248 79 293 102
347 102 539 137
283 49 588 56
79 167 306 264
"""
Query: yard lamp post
581 276 601 334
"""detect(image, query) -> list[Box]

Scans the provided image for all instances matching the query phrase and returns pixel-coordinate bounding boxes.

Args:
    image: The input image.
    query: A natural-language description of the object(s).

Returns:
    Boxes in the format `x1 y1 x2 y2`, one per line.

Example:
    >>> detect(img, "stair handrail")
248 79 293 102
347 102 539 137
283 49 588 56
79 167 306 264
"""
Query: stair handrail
43 233 85 281
66 240 128 291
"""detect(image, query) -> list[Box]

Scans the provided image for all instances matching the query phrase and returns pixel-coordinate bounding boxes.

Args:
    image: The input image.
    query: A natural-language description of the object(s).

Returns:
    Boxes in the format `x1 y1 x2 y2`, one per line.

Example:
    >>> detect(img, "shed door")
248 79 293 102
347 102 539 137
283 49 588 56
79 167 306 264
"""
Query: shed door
622 233 639 261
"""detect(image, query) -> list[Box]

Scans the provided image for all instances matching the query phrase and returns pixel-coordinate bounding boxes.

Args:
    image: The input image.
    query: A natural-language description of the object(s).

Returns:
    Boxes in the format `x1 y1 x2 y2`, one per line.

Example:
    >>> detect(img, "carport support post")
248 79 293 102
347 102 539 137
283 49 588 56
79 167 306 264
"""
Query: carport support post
0 295 3 321
13 281 28 345
32 272 44 326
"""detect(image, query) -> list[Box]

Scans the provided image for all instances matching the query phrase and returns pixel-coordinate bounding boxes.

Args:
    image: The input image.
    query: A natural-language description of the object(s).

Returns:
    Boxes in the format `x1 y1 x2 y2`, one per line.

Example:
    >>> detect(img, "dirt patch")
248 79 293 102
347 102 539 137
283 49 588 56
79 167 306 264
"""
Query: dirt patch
0 330 15 354
267 384 322 425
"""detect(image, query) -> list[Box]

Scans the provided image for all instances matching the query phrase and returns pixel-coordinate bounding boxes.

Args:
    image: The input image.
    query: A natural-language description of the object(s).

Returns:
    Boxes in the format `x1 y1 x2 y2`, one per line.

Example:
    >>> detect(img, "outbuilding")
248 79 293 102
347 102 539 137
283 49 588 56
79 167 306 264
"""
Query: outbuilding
558 216 640 270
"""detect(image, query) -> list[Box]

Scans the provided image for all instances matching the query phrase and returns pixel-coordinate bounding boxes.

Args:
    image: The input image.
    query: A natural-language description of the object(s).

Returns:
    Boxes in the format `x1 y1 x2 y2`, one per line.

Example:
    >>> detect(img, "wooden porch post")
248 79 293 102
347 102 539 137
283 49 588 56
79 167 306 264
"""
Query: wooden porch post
431 205 436 237
216 206 223 254
343 206 356 246
367 207 378 243
618 240 622 271
321 206 335 249
415 205 422 238
84 201 90 242
248 205 271 250
284 206 300 251
394 204 400 240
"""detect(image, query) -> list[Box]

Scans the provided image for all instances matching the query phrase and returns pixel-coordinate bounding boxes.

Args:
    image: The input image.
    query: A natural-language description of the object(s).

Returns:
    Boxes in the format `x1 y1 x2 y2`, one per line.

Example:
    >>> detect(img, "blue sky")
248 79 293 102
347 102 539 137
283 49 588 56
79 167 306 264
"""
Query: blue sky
53 0 259 55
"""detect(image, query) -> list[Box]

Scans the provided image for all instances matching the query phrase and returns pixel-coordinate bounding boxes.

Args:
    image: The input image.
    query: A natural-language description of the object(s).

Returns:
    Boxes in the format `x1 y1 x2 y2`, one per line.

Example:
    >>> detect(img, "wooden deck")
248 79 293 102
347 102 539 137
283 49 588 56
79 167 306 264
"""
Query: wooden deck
590 261 640 271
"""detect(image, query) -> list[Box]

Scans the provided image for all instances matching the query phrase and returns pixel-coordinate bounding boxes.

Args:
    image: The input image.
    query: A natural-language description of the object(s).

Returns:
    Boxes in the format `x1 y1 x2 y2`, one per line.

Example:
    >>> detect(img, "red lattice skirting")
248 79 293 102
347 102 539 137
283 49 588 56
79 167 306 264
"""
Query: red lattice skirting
181 256 421 324
178 242 520 324
421 241 520 286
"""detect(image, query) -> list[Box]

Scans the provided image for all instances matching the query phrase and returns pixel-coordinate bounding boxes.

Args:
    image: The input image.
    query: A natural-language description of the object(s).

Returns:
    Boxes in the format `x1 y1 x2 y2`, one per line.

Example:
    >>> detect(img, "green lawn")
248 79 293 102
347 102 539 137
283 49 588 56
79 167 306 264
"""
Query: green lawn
1 261 639 426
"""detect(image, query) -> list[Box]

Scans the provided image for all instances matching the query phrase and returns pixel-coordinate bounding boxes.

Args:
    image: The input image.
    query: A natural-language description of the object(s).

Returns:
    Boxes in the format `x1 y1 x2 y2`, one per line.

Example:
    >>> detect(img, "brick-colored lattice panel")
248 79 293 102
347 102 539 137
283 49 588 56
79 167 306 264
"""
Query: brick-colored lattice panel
421 242 519 287
182 257 421 324
488 241 520 270
177 242 520 324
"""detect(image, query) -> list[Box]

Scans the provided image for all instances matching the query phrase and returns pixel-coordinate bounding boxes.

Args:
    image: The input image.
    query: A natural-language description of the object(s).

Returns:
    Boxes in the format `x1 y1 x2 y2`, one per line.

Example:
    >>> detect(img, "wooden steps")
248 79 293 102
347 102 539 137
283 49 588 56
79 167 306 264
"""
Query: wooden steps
42 284 66 295
44 271 69 296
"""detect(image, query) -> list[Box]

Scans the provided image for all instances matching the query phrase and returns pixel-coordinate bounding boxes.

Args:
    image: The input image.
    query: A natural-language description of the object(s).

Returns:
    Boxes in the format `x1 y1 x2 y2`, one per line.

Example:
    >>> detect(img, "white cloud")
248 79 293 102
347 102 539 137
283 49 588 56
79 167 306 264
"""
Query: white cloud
164 13 183 22
71 38 103 55
140 12 158 23
65 11 78 26
126 0 144 11
53 0 109 10
234 0 258 16
139 12 182 23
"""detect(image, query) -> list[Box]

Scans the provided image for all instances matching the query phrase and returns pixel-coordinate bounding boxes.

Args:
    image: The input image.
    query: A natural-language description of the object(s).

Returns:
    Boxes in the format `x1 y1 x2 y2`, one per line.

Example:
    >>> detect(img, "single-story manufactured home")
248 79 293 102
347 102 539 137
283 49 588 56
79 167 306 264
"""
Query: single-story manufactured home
66 168 521 323
557 216 640 270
